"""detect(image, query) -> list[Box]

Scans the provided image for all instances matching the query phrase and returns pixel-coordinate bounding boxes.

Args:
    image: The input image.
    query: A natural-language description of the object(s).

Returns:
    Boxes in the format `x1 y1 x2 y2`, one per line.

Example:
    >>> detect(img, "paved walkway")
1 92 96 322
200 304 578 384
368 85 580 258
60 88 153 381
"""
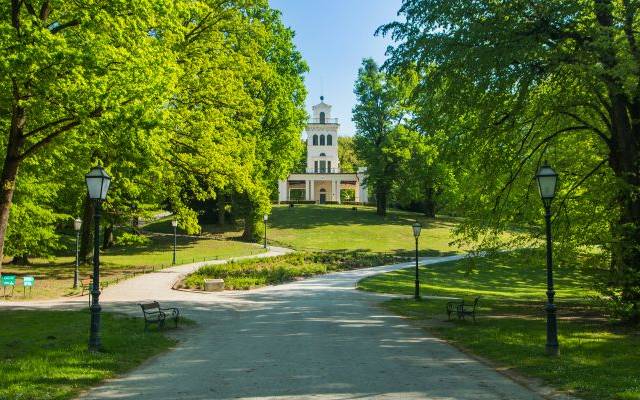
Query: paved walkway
68 254 544 400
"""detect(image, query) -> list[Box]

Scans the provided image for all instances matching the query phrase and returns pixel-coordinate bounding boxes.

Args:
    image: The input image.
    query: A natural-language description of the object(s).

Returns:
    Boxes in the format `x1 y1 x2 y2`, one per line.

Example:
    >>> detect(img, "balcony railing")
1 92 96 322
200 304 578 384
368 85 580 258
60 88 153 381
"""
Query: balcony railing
299 168 357 174
308 118 339 124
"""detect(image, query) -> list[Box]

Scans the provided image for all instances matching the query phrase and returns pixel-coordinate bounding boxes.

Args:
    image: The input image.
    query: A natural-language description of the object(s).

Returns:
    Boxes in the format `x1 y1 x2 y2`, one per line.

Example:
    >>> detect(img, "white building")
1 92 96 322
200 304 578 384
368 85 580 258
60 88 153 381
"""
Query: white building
278 97 368 204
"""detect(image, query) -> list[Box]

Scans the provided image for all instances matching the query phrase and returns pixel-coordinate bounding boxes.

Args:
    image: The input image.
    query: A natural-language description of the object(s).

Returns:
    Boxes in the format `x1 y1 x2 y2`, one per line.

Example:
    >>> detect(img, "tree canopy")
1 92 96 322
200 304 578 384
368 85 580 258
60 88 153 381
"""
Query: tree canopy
379 0 640 321
0 0 306 267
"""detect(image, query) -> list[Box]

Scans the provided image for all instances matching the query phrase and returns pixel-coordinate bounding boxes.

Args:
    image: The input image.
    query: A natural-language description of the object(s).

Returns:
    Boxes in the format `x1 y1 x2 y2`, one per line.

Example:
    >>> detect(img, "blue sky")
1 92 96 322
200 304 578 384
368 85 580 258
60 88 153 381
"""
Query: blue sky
270 0 402 136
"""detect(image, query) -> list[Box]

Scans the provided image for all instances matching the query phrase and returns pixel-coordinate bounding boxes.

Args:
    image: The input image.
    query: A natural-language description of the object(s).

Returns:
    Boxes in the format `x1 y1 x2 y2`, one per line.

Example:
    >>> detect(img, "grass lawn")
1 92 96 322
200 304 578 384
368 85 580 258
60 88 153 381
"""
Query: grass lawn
1 233 263 301
182 251 411 290
358 250 639 400
267 204 461 254
0 310 176 400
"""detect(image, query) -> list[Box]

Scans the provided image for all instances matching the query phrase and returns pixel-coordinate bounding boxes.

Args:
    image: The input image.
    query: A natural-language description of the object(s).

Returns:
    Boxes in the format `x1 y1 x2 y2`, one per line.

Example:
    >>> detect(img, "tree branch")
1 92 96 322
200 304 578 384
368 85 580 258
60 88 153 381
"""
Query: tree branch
24 116 76 138
558 111 611 144
39 0 50 20
18 120 81 160
11 0 21 32
552 158 607 224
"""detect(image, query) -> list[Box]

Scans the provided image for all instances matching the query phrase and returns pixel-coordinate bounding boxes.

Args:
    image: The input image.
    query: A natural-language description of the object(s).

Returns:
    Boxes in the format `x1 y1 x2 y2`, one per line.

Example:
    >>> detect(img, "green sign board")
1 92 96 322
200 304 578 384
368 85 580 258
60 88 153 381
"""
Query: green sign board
2 275 16 286
23 276 34 287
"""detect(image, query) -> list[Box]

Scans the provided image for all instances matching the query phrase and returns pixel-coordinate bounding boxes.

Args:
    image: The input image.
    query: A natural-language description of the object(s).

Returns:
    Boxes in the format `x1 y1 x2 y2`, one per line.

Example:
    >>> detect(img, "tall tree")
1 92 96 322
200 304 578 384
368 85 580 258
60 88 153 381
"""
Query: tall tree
381 0 640 321
352 58 411 216
0 0 181 270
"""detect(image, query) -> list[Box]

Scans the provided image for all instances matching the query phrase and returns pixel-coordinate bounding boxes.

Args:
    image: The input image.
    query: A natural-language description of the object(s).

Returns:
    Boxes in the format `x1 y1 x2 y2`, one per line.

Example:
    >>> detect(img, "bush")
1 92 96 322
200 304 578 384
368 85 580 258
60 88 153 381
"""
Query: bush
115 232 151 247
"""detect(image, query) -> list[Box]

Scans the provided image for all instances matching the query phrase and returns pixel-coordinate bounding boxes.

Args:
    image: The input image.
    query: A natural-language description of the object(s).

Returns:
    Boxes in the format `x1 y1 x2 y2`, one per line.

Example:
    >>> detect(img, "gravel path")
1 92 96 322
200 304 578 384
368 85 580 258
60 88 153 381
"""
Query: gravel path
70 254 544 400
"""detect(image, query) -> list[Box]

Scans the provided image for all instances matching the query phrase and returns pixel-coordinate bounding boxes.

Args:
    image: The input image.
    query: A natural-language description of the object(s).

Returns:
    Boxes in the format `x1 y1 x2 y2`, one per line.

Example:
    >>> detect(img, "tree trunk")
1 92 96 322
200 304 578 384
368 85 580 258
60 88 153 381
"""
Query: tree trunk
80 197 95 264
0 95 26 272
217 195 226 225
102 223 114 250
11 254 29 265
241 199 255 241
376 188 387 216
424 186 436 218
608 129 640 322
606 90 640 322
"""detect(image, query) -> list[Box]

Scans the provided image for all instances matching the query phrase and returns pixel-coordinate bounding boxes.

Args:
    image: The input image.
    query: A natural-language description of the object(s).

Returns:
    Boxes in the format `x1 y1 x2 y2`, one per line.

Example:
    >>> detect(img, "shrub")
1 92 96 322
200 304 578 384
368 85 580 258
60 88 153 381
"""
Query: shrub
115 232 151 247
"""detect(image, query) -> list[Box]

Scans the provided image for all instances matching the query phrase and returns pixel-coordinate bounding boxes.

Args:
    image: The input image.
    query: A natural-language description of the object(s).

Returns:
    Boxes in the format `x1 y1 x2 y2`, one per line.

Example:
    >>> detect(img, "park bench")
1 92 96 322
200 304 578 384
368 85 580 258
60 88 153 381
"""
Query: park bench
80 278 92 296
139 301 180 331
446 296 480 322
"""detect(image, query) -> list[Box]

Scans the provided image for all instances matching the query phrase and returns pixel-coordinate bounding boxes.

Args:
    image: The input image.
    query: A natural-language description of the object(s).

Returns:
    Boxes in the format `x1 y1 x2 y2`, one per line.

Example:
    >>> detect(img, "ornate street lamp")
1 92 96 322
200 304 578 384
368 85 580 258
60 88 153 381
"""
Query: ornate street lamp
263 214 269 249
73 218 82 289
85 166 111 352
412 222 422 300
535 161 559 356
171 219 178 265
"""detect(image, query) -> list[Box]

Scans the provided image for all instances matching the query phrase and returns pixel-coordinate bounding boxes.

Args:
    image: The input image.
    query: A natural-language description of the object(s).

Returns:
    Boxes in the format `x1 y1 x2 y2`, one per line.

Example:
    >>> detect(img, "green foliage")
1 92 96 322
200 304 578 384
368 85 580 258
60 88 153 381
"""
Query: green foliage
0 310 175 400
114 232 151 247
0 0 307 263
353 58 423 215
337 136 360 172
380 0 640 318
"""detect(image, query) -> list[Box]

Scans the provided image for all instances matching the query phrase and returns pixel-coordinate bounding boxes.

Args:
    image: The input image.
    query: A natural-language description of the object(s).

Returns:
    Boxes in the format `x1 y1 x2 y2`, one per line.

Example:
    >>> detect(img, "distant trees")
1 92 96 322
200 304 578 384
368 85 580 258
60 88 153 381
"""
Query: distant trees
0 0 306 269
337 137 359 172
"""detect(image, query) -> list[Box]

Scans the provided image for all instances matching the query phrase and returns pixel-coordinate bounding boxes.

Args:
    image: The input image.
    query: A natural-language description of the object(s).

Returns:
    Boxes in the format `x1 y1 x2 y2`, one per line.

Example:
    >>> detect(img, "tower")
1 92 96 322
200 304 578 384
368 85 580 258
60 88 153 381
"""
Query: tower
306 96 339 173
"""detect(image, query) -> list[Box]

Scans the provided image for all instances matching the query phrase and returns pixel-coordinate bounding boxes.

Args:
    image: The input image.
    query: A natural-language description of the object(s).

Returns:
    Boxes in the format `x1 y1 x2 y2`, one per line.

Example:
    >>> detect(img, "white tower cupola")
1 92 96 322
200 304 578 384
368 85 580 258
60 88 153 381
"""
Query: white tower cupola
306 97 339 173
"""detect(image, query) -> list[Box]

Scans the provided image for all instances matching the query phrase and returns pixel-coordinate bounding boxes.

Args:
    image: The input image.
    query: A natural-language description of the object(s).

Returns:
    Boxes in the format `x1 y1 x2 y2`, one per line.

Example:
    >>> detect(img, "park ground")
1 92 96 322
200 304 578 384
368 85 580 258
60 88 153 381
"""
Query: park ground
1 205 638 399
0 205 457 301
358 250 639 400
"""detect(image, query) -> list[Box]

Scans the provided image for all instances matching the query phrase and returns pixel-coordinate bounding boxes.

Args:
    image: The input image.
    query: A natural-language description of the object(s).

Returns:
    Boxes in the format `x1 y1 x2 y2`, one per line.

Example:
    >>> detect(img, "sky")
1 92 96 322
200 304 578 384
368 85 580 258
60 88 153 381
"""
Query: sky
270 0 403 136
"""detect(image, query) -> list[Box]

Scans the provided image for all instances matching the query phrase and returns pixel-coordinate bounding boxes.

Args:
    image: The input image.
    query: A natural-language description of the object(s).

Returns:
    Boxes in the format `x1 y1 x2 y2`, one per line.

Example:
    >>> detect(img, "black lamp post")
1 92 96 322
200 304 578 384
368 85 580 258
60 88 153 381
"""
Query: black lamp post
263 214 268 249
535 161 559 356
412 222 422 300
73 218 82 289
171 219 178 265
85 166 111 353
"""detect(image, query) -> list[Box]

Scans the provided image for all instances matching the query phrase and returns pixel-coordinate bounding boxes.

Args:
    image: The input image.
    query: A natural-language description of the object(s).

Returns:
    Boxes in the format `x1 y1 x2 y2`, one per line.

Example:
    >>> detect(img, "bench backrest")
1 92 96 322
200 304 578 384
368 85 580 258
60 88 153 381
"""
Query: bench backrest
140 302 160 313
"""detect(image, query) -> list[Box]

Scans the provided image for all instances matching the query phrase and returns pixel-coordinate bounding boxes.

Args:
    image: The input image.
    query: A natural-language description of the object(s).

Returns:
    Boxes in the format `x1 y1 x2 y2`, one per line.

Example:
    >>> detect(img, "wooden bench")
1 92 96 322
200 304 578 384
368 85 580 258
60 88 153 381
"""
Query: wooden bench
139 301 180 331
447 297 480 322
80 278 92 296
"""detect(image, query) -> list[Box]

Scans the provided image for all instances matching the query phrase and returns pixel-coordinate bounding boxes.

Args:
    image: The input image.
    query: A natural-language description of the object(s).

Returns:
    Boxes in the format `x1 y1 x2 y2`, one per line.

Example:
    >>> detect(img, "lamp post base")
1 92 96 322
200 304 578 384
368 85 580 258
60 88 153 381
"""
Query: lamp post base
545 301 559 356
88 300 102 352
545 344 559 356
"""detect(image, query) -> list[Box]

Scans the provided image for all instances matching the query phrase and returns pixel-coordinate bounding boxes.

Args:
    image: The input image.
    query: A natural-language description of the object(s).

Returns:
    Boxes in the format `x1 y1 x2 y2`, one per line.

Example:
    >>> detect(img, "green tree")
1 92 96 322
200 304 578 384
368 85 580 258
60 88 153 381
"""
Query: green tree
0 0 181 270
381 0 640 320
338 136 360 172
352 58 413 216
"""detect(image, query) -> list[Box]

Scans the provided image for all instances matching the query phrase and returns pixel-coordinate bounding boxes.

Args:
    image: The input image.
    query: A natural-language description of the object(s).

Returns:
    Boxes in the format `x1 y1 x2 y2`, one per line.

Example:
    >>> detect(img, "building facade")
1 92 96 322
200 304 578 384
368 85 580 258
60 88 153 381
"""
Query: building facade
278 97 368 204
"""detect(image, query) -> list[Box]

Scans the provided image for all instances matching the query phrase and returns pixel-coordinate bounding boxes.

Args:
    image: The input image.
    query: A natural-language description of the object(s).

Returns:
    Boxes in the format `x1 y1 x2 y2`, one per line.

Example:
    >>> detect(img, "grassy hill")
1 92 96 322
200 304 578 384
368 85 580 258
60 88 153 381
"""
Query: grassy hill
267 204 461 255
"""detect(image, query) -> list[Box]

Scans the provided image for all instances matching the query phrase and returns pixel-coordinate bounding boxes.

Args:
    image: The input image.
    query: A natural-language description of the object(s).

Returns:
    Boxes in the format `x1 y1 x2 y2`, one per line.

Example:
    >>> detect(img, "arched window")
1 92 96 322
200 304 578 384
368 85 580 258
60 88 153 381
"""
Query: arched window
312 135 318 145
327 134 333 146
320 135 325 146
320 112 325 124
319 152 326 157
